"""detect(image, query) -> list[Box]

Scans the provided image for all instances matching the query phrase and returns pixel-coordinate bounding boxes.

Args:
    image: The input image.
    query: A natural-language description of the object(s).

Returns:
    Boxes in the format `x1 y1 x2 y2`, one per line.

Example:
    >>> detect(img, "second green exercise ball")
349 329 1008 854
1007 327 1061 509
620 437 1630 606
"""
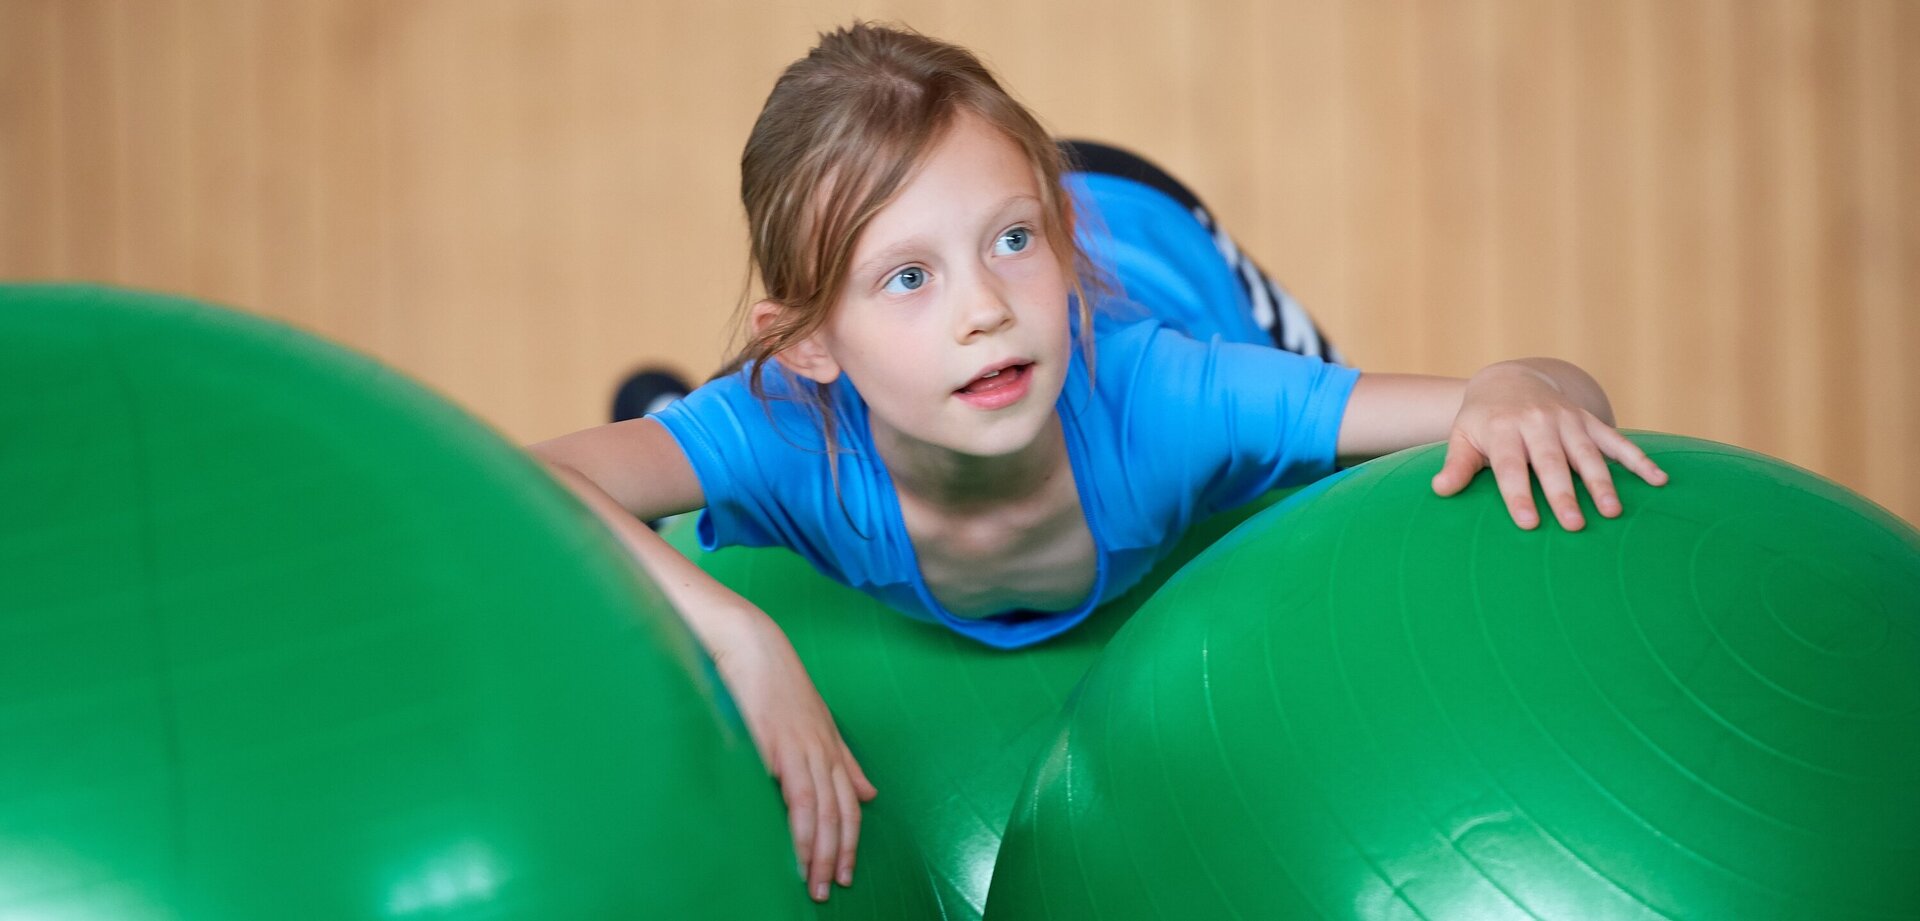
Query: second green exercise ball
987 435 1920 921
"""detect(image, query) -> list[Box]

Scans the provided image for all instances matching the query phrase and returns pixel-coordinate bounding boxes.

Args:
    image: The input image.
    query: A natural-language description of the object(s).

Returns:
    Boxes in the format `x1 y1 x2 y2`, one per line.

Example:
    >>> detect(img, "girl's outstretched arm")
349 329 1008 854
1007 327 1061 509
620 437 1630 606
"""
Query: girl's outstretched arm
1335 359 1667 531
530 419 875 903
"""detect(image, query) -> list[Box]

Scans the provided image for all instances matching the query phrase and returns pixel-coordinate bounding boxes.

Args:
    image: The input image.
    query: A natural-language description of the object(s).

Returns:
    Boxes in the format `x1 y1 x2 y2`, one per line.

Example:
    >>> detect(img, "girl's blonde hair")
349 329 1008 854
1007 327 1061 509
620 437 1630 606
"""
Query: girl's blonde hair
726 22 1101 436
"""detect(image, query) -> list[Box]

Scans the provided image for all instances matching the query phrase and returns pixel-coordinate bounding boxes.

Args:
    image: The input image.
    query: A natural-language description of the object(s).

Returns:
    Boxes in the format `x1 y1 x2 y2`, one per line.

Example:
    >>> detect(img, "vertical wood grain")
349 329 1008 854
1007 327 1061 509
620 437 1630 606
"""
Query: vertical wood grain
2 0 1913 523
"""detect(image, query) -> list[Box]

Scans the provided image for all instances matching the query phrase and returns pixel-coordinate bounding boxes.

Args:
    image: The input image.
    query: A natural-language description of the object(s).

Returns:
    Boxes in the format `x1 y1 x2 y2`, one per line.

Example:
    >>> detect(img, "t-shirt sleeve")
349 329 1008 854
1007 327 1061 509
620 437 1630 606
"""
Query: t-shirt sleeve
1118 322 1361 516
648 372 822 554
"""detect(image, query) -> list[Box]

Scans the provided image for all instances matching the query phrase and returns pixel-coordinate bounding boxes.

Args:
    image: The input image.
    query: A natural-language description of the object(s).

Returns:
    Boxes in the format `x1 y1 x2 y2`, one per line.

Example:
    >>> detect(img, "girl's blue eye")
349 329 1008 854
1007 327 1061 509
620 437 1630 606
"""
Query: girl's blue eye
994 227 1032 255
884 267 927 294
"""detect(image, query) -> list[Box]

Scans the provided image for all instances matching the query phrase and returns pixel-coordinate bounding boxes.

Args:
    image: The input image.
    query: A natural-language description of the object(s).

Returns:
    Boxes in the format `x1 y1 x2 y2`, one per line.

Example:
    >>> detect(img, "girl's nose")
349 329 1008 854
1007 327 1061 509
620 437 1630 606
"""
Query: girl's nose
956 278 1015 341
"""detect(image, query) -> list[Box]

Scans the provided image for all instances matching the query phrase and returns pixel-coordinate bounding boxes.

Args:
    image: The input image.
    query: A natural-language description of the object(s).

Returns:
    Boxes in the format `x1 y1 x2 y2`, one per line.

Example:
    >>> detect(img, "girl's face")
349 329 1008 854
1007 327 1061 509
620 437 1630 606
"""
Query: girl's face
808 112 1072 460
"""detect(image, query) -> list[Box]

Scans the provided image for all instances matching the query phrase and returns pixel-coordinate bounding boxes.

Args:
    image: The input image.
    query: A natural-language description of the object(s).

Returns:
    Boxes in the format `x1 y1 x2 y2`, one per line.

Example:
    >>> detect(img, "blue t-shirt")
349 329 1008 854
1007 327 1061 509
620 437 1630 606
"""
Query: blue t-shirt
1064 171 1276 346
652 173 1361 649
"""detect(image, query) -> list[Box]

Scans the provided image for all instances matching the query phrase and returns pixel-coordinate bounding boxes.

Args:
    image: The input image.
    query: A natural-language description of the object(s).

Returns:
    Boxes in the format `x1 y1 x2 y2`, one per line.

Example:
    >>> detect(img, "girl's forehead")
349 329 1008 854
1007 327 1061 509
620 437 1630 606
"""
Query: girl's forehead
856 114 1040 248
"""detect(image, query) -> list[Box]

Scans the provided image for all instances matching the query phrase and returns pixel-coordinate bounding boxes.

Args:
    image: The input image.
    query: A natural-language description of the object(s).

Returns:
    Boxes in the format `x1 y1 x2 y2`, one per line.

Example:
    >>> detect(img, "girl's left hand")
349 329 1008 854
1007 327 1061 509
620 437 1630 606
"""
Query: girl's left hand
1431 362 1668 530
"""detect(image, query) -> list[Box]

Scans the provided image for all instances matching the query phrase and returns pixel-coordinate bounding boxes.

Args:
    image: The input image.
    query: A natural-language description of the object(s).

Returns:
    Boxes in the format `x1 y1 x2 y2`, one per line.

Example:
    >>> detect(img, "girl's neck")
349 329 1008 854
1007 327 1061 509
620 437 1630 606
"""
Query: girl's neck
872 416 1068 513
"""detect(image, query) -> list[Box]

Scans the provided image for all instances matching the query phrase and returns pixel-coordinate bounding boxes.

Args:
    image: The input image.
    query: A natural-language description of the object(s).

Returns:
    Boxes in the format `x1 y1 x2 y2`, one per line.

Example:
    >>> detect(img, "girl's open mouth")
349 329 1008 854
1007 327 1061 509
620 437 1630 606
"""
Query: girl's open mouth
955 362 1033 410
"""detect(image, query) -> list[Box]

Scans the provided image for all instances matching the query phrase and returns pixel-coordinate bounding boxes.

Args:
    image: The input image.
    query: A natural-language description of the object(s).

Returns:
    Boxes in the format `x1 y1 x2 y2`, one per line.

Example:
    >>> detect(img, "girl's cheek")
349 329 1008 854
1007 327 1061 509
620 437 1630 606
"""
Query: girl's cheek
1002 249 1049 278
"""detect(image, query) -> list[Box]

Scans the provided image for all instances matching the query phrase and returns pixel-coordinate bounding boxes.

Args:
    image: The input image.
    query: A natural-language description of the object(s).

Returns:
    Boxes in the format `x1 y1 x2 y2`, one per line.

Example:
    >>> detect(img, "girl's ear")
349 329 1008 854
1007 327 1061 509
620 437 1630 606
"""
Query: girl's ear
750 299 841 384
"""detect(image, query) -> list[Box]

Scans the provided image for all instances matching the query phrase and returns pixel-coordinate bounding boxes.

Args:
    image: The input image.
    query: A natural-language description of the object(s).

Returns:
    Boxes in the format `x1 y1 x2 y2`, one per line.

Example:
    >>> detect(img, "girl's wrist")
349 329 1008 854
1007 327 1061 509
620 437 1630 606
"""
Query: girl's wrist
1470 359 1563 394
1466 358 1616 425
689 599 782 660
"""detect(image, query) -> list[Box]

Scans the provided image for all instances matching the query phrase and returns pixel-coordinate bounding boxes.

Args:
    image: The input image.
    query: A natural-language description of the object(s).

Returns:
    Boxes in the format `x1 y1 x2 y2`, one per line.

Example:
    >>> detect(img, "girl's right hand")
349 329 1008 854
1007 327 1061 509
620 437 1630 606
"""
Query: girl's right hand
711 615 878 903
525 451 874 900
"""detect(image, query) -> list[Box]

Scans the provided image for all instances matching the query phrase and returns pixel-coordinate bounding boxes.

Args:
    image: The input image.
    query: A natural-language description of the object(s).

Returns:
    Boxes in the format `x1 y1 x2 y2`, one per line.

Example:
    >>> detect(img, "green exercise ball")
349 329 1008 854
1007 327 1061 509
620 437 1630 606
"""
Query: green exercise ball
663 490 1299 921
0 284 802 920
987 435 1920 920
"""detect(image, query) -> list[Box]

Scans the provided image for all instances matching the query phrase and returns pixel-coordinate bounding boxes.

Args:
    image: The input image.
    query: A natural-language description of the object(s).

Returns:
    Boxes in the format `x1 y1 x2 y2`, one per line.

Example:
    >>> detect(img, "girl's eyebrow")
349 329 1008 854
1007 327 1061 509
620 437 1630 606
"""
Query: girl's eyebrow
984 193 1042 220
853 237 932 282
851 194 1041 280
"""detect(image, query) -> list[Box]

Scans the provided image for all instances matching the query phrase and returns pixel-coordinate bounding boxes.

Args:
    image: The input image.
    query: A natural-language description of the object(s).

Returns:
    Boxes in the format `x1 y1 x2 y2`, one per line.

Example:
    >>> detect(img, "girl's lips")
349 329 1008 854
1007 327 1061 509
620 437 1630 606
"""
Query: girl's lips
954 362 1033 410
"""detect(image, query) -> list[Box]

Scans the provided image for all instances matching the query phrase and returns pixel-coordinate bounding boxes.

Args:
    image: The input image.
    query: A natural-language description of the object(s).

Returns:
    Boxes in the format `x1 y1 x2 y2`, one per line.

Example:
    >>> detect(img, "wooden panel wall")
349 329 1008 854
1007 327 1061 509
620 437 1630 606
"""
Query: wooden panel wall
4 0 1916 524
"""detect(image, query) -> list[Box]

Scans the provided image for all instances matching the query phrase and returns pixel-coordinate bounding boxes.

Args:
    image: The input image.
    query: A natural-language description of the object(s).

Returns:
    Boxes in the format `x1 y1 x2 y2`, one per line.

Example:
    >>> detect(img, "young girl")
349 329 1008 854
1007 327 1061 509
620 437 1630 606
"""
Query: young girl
531 22 1667 903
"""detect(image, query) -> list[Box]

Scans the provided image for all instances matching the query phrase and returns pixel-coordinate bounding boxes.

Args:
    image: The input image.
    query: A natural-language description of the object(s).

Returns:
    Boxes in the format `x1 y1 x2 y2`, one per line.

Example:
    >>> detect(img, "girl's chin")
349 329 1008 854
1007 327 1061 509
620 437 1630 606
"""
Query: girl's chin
951 407 1061 459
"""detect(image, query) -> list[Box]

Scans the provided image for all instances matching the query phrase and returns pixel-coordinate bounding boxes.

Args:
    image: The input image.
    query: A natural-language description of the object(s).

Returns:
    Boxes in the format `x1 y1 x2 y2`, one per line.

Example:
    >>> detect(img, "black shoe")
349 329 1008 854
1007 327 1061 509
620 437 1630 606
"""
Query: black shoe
611 367 692 423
